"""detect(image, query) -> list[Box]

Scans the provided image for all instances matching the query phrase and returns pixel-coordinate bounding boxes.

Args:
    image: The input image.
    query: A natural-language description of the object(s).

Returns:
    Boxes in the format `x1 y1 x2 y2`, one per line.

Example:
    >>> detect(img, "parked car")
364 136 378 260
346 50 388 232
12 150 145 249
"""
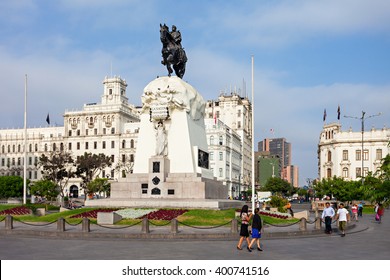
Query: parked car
259 197 271 203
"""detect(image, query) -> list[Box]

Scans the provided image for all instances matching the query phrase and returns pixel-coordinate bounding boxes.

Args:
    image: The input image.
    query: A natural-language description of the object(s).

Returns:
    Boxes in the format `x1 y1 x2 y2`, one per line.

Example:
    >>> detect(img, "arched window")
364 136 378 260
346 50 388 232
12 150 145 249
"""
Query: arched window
122 140 126 149
29 144 32 152
130 139 134 148
327 151 332 162
44 144 48 152
342 167 349 178
327 168 332 178
60 143 64 151
53 143 56 151
35 144 38 152
1 145 4 153
18 145 21 153
210 136 214 145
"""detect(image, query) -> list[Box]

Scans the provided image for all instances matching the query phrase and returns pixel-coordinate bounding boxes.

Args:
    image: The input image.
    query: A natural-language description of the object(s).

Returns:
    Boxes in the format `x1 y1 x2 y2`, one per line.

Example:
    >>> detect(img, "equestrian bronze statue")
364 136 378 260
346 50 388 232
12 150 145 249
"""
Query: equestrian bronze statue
160 24 187 79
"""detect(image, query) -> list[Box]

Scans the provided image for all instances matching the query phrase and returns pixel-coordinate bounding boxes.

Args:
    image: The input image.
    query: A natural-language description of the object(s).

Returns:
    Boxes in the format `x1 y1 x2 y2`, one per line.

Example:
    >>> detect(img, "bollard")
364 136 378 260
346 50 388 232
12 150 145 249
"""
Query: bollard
171 218 178 234
82 217 90 232
299 218 307 231
142 217 150 234
57 217 65 232
315 217 321 230
231 219 238 233
5 215 13 230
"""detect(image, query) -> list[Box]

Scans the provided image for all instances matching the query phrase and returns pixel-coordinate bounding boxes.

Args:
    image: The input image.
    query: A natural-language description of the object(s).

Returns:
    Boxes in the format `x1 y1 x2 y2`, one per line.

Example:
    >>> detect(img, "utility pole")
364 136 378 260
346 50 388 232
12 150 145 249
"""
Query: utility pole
344 111 381 184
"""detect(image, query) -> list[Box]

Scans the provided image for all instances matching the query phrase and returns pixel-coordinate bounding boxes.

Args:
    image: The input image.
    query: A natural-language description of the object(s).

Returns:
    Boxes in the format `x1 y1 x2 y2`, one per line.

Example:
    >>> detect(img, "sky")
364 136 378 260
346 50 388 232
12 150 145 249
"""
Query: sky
0 0 389 186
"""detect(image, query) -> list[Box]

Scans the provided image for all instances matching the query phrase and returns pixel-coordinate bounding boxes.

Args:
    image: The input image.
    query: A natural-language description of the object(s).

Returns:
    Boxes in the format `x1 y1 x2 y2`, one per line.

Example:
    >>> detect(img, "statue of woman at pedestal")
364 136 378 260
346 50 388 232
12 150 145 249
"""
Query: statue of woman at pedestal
155 121 167 156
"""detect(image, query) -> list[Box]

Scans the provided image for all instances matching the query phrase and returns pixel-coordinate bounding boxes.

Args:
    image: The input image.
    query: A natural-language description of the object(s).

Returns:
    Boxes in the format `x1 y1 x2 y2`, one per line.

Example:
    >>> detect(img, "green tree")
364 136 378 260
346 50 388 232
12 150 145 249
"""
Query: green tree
314 176 364 203
30 179 59 202
75 152 112 199
86 178 111 197
364 172 390 206
38 150 75 198
0 176 24 199
262 177 294 197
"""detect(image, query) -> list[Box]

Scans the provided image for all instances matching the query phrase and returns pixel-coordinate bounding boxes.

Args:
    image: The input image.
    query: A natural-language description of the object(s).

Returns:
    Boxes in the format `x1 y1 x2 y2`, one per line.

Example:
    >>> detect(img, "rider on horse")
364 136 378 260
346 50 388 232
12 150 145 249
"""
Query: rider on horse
160 24 187 79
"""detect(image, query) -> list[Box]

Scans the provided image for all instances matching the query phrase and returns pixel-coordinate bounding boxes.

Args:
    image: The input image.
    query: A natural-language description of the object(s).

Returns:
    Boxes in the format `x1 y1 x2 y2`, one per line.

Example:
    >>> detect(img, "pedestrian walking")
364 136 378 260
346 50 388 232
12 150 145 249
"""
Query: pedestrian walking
248 208 263 252
322 202 335 234
237 205 252 251
376 203 385 223
351 204 358 221
358 202 364 217
335 203 350 237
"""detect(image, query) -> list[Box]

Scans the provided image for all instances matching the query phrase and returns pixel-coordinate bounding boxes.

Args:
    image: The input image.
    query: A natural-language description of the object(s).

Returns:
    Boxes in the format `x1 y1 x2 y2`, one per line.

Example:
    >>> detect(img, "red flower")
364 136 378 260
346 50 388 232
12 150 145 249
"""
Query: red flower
0 206 31 216
70 208 119 219
140 209 188 220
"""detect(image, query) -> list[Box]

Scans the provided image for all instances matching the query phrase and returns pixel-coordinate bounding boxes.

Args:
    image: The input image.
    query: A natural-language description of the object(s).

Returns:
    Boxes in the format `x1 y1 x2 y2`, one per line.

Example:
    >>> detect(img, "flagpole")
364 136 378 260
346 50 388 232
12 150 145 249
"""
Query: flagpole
23 74 27 205
251 55 255 214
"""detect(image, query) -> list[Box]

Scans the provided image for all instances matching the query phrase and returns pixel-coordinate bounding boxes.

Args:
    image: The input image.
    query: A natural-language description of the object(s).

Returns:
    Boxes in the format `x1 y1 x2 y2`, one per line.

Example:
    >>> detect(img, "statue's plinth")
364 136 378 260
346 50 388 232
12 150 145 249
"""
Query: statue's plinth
92 77 238 209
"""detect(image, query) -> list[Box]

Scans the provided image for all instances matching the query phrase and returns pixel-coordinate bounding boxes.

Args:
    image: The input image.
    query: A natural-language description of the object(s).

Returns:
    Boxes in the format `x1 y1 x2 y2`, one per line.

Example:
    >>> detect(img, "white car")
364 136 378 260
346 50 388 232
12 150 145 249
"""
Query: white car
258 197 271 203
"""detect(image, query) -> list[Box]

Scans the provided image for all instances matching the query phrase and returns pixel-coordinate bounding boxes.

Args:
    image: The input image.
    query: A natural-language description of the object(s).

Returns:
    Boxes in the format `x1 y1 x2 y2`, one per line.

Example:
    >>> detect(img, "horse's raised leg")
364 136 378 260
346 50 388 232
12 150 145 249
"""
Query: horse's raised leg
167 64 173 77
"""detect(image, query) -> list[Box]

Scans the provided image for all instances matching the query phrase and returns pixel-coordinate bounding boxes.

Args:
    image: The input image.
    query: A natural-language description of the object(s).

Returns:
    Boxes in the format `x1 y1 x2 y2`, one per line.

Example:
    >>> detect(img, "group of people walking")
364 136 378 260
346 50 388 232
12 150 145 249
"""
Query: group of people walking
237 205 263 252
322 201 385 237
321 202 350 237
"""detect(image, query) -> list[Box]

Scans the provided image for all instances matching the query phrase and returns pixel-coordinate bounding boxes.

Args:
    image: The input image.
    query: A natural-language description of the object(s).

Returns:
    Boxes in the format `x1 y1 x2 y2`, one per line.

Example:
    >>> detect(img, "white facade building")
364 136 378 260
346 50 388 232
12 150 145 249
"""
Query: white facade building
205 93 253 195
318 123 390 181
205 118 242 199
0 76 140 198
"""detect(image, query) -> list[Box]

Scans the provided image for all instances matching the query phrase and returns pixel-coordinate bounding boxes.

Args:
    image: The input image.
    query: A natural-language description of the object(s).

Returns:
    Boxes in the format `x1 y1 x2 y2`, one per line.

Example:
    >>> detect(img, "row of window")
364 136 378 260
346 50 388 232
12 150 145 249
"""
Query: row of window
68 127 116 137
326 167 371 178
1 139 137 154
1 156 39 167
327 149 383 162
0 170 39 179
1 143 41 153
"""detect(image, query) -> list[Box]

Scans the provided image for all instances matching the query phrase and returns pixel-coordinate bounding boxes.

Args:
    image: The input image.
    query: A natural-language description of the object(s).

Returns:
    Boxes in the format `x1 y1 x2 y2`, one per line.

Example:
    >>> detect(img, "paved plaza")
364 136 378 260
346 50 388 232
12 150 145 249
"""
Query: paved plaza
1 211 389 260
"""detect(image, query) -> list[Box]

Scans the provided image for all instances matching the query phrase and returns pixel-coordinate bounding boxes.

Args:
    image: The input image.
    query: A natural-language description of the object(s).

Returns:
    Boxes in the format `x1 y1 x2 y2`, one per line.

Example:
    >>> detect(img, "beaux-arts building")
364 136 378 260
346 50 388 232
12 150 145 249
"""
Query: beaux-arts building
0 76 252 198
318 123 390 181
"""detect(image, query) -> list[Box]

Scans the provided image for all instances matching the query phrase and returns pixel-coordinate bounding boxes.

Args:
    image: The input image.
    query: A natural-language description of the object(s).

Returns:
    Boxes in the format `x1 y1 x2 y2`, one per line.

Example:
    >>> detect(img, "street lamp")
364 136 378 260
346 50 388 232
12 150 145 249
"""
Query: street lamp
344 111 381 184
270 162 275 178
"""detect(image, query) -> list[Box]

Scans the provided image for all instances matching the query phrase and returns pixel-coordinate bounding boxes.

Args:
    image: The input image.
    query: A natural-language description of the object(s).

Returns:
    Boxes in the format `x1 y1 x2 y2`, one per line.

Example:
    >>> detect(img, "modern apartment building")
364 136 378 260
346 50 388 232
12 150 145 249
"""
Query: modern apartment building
257 137 299 187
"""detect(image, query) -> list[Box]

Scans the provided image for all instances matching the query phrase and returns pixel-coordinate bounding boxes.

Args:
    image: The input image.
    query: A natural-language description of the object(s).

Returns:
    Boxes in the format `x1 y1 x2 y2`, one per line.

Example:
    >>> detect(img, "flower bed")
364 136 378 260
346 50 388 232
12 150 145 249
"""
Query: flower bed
235 209 290 219
259 210 289 219
70 208 119 219
0 206 31 216
140 209 188 220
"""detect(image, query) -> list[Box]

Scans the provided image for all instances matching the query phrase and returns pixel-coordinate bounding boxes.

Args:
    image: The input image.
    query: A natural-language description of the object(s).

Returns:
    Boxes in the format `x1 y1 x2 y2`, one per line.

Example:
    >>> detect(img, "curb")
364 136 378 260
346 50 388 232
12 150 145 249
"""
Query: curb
0 223 369 241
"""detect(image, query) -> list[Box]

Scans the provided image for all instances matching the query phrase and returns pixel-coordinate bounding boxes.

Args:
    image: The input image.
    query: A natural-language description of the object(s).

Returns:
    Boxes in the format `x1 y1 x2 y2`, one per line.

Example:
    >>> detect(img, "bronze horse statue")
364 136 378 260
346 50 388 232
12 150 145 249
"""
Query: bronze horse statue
160 24 187 79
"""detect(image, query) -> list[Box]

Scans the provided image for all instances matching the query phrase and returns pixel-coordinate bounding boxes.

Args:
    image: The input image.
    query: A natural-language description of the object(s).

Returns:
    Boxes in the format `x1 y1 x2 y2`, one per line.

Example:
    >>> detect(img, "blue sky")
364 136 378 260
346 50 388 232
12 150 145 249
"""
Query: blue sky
1 0 389 185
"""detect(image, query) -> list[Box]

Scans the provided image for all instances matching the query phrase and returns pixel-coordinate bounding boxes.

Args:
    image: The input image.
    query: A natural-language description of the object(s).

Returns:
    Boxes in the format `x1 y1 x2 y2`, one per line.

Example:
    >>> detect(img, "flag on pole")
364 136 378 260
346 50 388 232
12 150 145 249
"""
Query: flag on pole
337 105 340 120
323 109 327 122
46 113 50 125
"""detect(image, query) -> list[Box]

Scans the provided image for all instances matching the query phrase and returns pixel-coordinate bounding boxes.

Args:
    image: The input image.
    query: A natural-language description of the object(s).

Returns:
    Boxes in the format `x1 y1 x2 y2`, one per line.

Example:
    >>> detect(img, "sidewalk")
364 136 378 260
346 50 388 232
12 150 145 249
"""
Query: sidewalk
0 213 369 240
